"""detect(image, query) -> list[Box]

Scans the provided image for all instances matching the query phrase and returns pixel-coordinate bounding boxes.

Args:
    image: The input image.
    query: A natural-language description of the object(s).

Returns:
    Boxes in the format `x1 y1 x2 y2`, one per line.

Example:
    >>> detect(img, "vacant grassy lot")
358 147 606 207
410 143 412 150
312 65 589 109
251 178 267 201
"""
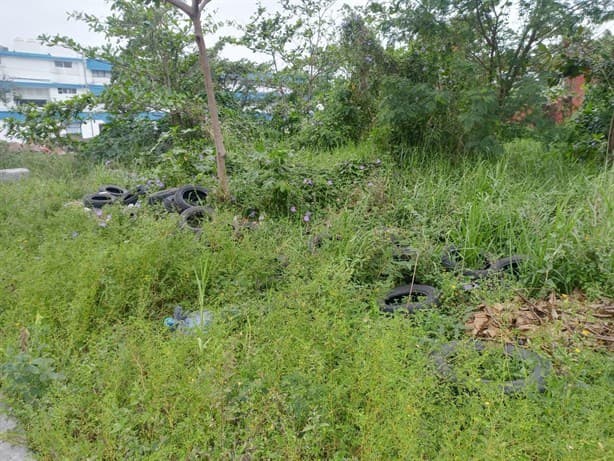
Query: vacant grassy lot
0 141 612 459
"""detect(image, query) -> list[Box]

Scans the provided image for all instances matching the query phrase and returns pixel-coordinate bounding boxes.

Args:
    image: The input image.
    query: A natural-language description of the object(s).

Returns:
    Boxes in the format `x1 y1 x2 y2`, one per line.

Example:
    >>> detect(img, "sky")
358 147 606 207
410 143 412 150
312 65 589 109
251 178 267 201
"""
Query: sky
0 0 368 60
1 1 611 60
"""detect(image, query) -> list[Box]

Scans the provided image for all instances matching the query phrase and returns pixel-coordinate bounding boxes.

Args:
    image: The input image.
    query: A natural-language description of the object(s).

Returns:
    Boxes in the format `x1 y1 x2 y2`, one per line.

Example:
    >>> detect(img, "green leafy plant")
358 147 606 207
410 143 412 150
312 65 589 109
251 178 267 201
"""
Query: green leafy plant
5 94 97 149
1 350 63 405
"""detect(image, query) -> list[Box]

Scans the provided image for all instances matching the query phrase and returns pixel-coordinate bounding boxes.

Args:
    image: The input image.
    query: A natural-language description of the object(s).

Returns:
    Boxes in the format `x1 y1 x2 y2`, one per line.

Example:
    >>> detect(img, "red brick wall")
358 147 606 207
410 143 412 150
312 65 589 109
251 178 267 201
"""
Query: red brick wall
547 75 586 124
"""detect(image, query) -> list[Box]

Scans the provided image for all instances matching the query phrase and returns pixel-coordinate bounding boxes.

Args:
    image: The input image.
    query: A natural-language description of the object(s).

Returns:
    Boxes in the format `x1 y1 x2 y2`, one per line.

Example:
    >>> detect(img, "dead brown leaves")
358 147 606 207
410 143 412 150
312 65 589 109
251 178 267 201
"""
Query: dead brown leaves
466 290 613 350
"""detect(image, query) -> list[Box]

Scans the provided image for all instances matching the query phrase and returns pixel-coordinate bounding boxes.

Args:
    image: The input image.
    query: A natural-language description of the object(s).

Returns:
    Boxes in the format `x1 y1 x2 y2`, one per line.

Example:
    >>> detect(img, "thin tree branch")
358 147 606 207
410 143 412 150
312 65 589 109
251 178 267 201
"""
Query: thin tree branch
164 0 192 16
199 0 212 14
466 49 490 75
474 2 494 48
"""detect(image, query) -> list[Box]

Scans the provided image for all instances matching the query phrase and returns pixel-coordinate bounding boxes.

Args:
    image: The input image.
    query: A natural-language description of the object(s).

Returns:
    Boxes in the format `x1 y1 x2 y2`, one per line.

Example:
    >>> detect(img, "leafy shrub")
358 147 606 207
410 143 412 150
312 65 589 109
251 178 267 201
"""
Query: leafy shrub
1 350 63 405
563 34 614 159
566 82 613 158
296 83 373 150
81 116 162 163
457 88 502 154
4 94 97 149
374 78 514 156
231 148 339 216
231 147 384 217
374 77 459 153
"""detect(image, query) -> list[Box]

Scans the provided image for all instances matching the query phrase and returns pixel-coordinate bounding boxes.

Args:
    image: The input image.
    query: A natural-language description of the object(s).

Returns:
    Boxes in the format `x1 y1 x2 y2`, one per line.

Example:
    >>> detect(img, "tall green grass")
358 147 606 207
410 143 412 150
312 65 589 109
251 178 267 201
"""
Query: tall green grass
0 141 612 459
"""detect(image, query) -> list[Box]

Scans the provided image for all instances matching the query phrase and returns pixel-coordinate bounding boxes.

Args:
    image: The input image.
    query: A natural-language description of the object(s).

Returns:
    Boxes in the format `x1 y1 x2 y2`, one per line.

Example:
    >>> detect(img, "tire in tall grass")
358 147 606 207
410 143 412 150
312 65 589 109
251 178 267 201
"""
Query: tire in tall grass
98 184 127 197
163 195 180 213
83 193 115 208
174 185 208 212
431 340 551 394
489 256 527 275
442 245 490 277
442 246 526 279
120 192 139 206
147 187 178 206
379 284 440 314
179 206 215 233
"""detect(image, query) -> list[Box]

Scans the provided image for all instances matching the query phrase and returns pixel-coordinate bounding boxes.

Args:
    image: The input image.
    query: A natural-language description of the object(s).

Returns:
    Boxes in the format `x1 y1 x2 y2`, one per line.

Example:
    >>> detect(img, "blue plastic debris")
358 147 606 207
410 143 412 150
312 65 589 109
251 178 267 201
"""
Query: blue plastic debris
164 305 213 332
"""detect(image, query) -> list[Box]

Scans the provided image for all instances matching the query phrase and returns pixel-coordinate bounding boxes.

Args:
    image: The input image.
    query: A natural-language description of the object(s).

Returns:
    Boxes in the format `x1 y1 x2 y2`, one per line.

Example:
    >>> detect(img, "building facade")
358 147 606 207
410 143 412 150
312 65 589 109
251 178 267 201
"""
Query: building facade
0 39 112 141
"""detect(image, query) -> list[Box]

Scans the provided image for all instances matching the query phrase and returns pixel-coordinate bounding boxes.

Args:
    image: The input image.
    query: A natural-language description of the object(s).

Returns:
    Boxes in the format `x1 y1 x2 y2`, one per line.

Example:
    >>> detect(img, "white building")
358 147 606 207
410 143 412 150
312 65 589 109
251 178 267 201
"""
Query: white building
0 39 112 141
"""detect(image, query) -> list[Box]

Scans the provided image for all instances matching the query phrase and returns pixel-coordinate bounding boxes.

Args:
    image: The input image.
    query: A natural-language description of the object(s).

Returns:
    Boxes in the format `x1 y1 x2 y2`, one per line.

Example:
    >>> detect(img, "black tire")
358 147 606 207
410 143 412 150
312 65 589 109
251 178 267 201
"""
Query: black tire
442 245 491 279
98 184 127 197
379 284 440 314
133 185 148 196
392 245 417 261
83 193 115 208
121 191 139 206
441 246 461 271
179 206 215 233
163 195 180 213
147 187 178 206
174 185 209 212
431 340 551 394
489 255 527 274
462 268 492 279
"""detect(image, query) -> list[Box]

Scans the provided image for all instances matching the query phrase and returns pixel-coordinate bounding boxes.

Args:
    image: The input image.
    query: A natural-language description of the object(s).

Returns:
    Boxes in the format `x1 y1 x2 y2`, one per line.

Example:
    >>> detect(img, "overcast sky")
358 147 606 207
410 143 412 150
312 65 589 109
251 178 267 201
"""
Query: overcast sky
0 0 368 60
2 1 610 59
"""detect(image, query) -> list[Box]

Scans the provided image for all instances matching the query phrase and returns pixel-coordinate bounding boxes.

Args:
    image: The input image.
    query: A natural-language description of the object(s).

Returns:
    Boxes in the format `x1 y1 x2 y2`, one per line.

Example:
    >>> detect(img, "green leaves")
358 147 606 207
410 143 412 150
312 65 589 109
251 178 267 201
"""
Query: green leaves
1 351 64 405
5 94 97 148
240 0 339 120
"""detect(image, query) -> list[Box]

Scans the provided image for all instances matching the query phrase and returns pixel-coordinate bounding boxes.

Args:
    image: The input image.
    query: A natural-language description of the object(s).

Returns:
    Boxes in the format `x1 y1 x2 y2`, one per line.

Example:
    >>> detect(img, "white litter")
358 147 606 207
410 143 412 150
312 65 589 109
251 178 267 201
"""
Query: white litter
0 169 30 182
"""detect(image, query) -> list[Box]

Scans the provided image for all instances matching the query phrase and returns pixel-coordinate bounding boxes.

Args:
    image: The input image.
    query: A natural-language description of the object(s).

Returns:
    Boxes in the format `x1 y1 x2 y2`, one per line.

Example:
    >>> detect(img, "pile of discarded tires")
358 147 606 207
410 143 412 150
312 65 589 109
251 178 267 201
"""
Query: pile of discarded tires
379 244 527 315
441 245 526 280
83 184 213 233
377 242 548 394
82 184 142 208
148 185 213 233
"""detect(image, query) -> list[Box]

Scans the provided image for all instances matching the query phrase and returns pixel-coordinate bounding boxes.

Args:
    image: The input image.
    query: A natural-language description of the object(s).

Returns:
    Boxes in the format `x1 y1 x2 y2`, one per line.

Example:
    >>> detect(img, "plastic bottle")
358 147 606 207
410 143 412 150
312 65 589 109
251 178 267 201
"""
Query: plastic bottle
164 305 213 332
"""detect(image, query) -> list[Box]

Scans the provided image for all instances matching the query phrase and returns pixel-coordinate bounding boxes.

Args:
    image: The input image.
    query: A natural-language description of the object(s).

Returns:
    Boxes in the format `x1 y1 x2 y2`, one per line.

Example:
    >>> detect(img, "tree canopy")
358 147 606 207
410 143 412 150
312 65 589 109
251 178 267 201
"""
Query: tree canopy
7 0 613 161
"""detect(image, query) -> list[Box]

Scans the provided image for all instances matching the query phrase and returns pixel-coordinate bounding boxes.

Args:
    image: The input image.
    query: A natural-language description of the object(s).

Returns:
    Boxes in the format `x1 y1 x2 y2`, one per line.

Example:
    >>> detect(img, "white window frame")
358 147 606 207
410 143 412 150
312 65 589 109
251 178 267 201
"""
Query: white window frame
65 122 82 135
92 70 111 78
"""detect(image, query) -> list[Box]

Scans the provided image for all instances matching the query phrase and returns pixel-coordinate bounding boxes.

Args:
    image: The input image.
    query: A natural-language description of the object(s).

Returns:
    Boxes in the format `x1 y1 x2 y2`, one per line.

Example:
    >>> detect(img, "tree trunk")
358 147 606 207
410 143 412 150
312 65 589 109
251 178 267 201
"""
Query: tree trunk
191 10 229 201
608 111 614 156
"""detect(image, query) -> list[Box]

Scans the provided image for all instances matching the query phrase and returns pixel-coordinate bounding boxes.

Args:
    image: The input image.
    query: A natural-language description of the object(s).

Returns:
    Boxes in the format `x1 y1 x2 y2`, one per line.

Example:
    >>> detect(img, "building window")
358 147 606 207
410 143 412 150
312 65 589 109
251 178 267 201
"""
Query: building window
58 88 77 95
54 61 73 68
16 99 48 107
65 122 82 135
92 70 111 78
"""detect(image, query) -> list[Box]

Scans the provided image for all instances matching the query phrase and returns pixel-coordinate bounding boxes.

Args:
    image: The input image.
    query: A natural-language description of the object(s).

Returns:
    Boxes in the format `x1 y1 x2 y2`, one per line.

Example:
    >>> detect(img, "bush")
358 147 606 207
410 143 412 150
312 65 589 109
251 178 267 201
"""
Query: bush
296 83 373 150
565 82 613 158
374 78 456 152
1 350 63 405
564 34 614 159
80 117 162 163
231 148 340 216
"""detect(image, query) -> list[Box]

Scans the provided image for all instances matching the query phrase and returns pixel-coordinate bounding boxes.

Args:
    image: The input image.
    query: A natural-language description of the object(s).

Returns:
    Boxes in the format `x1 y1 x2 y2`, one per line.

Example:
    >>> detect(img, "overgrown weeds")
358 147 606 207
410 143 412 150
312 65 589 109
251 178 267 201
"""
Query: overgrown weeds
0 140 612 459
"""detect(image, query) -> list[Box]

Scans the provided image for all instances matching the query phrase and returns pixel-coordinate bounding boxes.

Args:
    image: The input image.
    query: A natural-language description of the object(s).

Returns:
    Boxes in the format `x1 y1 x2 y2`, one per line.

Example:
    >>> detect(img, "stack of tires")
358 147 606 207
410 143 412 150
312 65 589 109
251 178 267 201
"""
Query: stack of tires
83 183 214 233
148 185 213 233
83 184 141 208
